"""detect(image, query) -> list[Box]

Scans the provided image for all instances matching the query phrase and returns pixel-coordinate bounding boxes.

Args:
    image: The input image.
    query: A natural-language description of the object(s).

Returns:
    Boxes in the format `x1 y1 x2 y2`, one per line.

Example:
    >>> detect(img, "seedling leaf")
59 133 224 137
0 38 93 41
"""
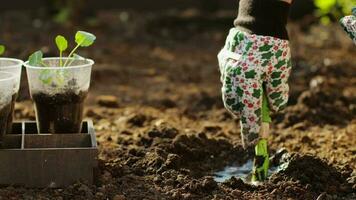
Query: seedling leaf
29 50 44 66
55 35 68 52
75 31 96 47
0 45 5 55
39 69 53 84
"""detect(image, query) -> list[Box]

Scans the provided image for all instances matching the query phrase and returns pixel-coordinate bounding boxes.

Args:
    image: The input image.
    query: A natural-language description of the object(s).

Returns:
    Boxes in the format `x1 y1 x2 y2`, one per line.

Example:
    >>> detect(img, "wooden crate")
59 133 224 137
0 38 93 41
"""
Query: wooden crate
0 121 98 188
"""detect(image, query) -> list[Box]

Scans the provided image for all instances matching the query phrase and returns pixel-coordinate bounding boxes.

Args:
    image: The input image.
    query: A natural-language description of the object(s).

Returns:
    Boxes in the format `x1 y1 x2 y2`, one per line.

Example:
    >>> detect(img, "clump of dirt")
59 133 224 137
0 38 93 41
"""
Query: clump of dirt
277 73 355 127
271 153 353 195
119 122 246 178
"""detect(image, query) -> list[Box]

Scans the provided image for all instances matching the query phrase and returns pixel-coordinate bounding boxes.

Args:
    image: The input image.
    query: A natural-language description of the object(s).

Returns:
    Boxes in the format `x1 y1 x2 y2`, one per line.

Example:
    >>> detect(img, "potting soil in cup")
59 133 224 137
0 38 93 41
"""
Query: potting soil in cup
25 58 93 134
0 103 12 141
0 74 16 144
32 90 88 134
0 58 23 134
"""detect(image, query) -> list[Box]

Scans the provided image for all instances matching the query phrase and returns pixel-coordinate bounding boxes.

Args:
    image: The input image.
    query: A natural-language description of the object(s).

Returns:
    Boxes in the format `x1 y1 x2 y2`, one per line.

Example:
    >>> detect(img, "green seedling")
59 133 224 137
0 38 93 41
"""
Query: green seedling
28 50 49 67
28 31 95 86
28 30 96 68
0 45 5 55
55 35 68 66
63 31 96 67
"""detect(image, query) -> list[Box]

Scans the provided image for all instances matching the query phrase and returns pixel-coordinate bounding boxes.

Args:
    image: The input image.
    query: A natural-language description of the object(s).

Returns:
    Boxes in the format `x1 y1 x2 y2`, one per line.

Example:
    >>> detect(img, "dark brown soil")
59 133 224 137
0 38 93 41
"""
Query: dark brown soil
0 9 355 200
5 93 18 134
0 102 12 143
32 91 87 133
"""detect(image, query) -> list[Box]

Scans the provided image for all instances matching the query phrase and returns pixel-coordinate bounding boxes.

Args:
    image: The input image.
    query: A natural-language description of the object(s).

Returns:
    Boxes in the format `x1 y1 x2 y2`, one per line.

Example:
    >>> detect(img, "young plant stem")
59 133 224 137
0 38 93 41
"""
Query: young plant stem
63 42 81 67
59 51 63 67
41 61 50 67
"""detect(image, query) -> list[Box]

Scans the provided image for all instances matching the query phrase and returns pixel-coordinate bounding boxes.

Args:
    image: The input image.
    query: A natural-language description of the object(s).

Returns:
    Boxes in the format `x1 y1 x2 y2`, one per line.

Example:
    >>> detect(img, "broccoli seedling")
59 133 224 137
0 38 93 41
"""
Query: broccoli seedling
28 50 49 67
0 45 5 55
63 31 96 67
28 30 96 67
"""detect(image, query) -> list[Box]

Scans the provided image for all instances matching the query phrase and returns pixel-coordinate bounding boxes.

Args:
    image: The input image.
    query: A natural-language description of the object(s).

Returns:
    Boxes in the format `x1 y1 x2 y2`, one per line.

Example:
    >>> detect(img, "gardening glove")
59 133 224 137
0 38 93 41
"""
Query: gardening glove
252 138 269 182
340 7 356 45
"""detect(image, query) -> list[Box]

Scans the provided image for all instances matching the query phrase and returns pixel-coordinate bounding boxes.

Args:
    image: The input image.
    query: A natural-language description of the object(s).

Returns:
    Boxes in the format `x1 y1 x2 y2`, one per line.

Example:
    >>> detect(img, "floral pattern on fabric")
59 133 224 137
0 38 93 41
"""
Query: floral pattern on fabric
217 28 292 148
340 15 356 45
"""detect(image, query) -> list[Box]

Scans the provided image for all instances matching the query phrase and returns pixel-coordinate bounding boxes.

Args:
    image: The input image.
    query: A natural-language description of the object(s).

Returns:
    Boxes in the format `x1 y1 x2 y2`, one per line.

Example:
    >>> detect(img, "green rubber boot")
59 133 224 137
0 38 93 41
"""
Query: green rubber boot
251 89 270 182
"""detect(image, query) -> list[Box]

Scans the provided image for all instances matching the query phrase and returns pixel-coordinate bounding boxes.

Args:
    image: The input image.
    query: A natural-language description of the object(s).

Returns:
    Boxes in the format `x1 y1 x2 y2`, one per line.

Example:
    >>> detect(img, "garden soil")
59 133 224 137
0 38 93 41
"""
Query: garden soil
5 93 18 134
0 102 11 141
32 91 87 133
0 10 355 200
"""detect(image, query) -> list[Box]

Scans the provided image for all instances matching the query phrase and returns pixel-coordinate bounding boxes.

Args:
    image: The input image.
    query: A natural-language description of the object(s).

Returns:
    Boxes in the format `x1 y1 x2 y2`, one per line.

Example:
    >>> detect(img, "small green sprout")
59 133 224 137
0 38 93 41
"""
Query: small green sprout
55 35 68 66
0 45 5 56
64 31 96 66
28 30 96 68
28 50 49 67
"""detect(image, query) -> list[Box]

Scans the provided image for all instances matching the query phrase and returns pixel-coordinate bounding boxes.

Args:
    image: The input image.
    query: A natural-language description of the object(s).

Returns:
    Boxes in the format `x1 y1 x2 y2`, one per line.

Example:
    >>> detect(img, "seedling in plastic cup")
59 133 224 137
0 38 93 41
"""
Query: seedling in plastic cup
28 31 96 68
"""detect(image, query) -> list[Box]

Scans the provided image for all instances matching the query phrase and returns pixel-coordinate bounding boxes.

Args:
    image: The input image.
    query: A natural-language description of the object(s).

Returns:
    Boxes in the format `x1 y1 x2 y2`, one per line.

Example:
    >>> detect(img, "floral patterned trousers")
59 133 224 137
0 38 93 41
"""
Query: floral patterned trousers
218 28 292 148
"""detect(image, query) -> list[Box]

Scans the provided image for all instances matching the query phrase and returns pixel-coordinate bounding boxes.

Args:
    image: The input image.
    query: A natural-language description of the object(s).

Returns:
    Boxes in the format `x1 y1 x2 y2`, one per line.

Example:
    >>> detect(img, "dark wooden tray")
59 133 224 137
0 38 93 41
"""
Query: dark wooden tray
0 121 98 188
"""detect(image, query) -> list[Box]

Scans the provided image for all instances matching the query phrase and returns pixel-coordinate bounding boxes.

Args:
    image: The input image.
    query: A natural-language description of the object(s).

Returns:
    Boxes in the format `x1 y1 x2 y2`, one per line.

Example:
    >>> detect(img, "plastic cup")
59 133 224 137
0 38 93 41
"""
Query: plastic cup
0 71 17 141
0 58 23 134
24 57 94 134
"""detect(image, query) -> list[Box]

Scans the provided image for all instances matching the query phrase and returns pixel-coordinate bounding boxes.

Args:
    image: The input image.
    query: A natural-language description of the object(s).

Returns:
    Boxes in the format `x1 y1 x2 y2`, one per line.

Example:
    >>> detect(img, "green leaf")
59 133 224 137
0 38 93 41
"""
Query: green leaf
252 89 261 98
245 42 253 52
226 98 235 106
315 0 336 13
274 98 285 107
275 50 283 58
259 44 273 52
75 31 96 47
55 35 68 51
39 69 53 84
261 52 273 60
28 50 43 66
0 45 5 55
236 87 244 97
233 67 242 76
271 72 282 79
232 102 243 112
275 60 286 69
271 80 282 87
245 70 257 79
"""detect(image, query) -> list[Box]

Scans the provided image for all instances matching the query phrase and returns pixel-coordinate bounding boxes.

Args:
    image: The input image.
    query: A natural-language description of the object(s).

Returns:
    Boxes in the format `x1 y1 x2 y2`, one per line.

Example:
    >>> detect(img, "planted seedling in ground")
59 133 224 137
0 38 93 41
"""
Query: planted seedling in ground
0 45 23 134
25 31 95 134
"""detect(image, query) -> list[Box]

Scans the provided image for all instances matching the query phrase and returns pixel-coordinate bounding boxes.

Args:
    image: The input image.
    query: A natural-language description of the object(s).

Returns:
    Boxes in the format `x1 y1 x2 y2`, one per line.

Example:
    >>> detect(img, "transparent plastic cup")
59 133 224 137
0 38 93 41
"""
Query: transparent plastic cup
0 58 23 134
24 57 94 134
0 71 16 141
